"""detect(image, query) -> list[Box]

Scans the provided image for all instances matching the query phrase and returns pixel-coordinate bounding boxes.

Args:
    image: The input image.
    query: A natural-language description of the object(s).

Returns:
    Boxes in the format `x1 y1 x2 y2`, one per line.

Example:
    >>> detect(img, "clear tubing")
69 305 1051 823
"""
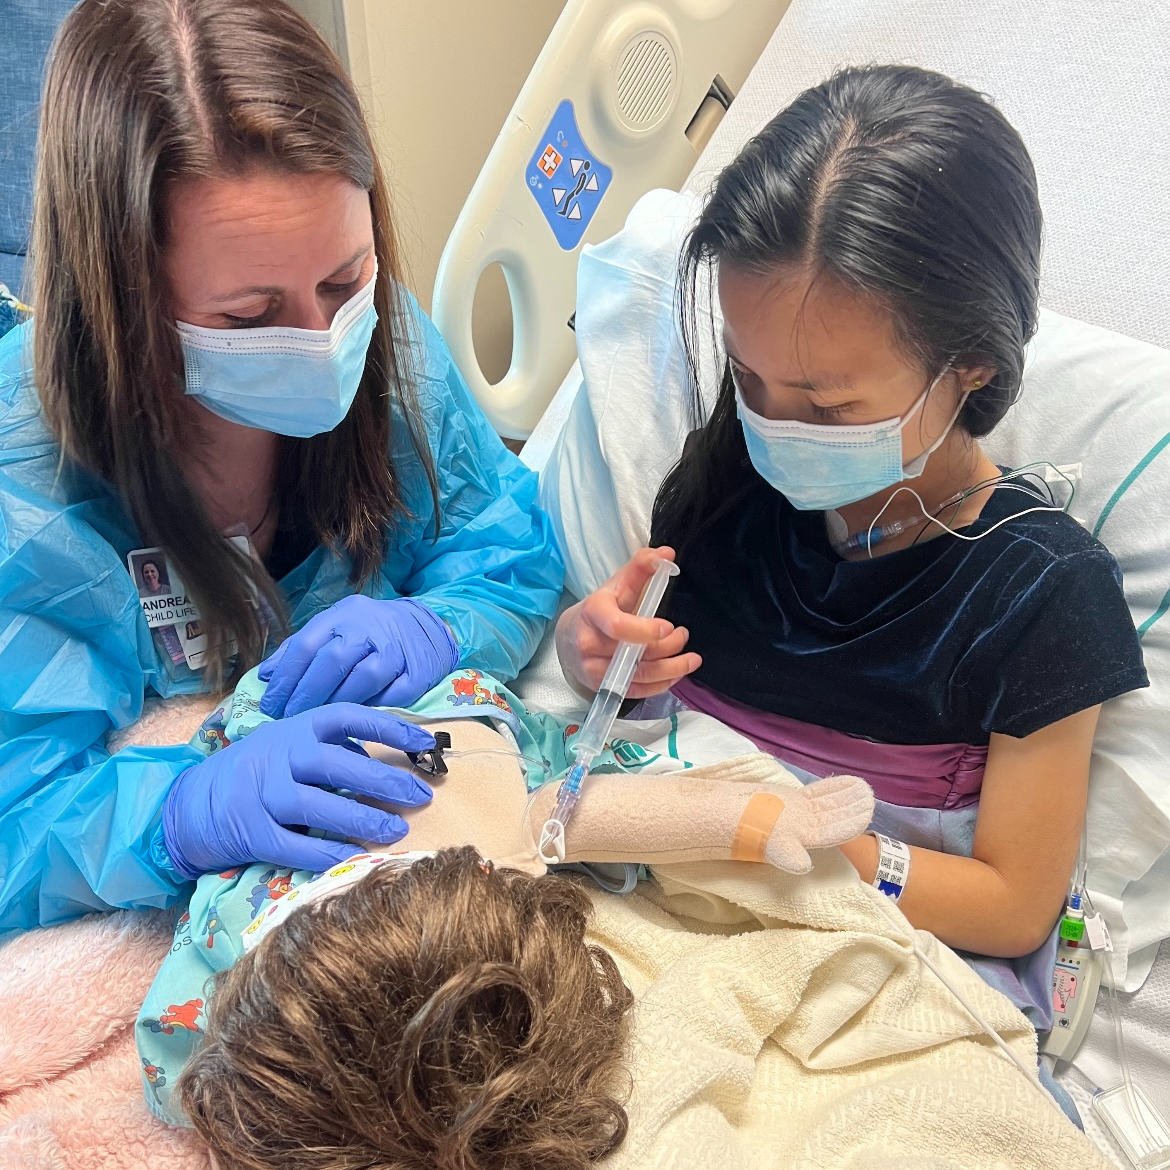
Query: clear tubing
1080 873 1163 1157
1102 927 1161 1154
835 514 923 554
444 747 546 768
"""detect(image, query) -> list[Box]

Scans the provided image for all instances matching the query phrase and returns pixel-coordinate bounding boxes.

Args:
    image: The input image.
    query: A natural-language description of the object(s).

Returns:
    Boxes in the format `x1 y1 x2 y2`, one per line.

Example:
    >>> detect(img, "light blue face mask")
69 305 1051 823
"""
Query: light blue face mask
734 367 962 511
177 270 378 438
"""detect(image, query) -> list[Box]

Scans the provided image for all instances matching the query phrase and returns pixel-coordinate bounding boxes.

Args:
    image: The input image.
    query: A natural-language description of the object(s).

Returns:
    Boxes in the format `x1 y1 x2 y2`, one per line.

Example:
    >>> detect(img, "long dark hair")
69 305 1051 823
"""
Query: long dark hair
652 65 1042 554
32 0 436 687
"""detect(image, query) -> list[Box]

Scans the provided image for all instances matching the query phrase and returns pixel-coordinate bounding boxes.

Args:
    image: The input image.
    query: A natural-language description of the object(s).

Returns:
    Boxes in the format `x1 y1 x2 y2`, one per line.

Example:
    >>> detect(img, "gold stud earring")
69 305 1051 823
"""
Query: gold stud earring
971 378 982 388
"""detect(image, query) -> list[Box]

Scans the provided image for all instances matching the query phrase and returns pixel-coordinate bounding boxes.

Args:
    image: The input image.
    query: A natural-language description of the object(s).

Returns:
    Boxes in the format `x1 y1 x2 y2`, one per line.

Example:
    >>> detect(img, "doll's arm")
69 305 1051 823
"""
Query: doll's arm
525 765 873 874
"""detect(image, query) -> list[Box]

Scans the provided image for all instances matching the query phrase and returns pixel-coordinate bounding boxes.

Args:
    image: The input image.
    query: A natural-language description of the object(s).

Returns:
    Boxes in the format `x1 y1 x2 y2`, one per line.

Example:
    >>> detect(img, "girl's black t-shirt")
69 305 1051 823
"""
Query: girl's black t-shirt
659 477 1148 745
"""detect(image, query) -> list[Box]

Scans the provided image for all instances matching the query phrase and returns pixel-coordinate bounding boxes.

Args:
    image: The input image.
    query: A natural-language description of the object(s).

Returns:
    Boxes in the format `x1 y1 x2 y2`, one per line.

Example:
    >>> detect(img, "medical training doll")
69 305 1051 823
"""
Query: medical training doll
136 714 875 1168
556 66 1148 1038
139 706 879 1165
0 0 561 936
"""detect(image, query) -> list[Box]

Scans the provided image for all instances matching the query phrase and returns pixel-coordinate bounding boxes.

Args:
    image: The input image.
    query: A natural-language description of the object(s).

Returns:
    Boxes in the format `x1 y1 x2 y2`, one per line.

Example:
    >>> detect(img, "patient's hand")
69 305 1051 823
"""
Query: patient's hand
555 547 701 699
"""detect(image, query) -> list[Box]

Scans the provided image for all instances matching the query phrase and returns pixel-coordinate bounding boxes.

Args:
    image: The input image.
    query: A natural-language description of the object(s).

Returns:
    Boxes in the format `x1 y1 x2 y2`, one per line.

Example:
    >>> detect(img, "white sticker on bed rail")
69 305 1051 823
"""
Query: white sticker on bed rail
526 100 612 250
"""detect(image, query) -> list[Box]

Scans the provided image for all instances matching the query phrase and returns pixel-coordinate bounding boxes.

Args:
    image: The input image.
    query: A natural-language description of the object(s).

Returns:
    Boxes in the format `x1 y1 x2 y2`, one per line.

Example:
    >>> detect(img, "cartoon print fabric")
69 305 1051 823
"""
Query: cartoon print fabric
188 664 757 791
135 857 307 1124
240 851 436 951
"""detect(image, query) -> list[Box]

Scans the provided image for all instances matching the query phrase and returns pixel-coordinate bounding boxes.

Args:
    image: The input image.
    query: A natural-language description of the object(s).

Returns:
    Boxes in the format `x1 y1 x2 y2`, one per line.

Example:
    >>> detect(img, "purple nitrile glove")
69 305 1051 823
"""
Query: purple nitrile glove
258 596 459 718
162 704 436 878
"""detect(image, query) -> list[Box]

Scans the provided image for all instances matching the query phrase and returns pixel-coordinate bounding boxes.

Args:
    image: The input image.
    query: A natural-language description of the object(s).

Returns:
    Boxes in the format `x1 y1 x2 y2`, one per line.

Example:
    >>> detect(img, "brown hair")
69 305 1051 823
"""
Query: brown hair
178 848 634 1170
31 0 436 686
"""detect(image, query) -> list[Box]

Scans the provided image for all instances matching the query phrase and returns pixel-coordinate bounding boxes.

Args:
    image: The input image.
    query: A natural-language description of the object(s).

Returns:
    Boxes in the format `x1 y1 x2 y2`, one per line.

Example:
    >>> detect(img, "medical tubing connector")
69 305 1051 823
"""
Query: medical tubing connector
833 514 922 555
539 558 681 864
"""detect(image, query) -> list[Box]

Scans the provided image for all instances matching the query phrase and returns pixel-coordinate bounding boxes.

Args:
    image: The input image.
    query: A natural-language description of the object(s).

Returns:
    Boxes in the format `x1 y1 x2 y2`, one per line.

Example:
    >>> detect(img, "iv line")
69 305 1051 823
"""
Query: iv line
869 893 1060 1111
444 747 547 768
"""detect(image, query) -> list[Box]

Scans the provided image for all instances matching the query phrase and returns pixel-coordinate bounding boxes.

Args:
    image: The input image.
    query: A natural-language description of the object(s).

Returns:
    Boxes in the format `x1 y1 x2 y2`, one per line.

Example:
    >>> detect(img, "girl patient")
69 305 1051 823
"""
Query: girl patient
179 848 633 1170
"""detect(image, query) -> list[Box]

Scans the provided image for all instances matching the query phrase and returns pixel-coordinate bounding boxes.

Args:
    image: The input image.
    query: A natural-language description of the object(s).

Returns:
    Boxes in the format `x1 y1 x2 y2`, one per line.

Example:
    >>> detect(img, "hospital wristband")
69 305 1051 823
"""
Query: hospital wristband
869 832 911 902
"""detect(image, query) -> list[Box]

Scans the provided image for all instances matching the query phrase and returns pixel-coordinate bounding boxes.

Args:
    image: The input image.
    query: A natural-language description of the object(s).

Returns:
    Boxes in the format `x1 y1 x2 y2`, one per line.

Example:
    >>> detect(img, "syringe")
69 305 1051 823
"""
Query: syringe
538 556 681 863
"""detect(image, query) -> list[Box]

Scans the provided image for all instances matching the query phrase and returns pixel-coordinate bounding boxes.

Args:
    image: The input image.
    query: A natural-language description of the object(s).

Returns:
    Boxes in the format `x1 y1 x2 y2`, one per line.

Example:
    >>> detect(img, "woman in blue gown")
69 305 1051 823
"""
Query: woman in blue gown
0 0 563 934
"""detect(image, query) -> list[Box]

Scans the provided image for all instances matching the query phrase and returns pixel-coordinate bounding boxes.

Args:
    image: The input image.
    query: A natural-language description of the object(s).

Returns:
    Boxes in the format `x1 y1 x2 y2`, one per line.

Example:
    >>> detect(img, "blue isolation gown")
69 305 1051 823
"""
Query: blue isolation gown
0 295 564 935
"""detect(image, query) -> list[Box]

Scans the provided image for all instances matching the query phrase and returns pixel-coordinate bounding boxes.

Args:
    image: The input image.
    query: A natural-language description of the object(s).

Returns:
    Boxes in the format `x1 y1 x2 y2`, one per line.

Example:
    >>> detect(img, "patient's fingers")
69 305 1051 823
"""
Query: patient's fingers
573 615 694 697
574 614 675 662
638 625 691 661
581 587 673 647
627 652 702 697
577 619 688 666
608 546 677 614
574 647 699 699
556 547 685 696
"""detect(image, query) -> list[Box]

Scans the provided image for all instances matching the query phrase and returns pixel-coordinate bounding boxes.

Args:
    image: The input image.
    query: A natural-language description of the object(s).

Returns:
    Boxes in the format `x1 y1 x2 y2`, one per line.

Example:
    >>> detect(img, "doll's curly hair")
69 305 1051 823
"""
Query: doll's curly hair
177 847 633 1170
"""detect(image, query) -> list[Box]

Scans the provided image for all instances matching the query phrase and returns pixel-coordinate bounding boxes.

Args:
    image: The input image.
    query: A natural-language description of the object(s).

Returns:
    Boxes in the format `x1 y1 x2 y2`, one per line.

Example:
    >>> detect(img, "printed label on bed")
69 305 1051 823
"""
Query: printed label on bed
525 100 612 251
127 538 248 668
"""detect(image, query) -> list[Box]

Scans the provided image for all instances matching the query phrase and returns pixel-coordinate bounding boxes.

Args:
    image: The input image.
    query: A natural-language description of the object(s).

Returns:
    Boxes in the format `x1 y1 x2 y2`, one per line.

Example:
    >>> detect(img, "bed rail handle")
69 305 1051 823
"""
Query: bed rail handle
433 0 786 439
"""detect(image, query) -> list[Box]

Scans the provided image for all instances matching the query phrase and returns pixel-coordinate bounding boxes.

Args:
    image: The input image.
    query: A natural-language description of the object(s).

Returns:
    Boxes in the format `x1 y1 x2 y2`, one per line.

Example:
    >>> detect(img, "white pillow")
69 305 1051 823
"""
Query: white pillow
540 189 1170 988
538 189 712 600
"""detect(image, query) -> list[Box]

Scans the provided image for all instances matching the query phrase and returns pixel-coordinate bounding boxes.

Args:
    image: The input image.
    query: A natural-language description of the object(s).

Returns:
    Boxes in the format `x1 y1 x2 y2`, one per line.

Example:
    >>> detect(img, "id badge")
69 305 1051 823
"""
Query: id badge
127 536 251 670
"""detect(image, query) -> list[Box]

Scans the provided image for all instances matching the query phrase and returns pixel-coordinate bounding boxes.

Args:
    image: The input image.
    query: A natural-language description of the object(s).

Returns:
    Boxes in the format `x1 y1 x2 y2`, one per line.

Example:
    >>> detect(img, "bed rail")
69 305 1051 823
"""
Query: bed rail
432 0 785 438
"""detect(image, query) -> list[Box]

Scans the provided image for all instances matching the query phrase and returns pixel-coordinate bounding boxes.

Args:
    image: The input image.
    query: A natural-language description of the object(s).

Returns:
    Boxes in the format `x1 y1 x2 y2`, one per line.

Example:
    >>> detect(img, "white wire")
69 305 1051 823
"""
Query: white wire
865 488 1064 560
938 461 1076 512
862 463 1072 560
962 481 1061 508
869 894 1061 1111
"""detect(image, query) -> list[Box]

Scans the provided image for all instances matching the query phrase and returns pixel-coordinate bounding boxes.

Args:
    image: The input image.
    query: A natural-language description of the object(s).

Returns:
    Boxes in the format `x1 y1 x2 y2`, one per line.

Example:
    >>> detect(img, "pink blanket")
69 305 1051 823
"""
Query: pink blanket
0 910 209 1170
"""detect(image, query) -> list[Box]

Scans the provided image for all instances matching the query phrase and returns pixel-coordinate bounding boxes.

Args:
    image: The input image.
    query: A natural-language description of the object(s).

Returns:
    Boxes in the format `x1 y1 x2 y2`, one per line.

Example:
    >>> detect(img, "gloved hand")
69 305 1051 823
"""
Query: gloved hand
258 596 459 719
162 704 437 878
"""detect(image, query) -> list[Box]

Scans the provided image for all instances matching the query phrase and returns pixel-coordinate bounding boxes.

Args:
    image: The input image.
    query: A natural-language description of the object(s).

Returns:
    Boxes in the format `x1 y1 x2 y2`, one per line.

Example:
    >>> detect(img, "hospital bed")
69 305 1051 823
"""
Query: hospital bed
433 0 1170 1163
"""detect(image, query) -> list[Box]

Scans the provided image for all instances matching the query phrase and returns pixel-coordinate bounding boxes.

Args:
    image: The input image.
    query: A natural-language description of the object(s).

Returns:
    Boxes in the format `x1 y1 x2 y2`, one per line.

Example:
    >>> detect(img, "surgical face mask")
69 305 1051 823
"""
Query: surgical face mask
733 366 963 511
177 268 378 438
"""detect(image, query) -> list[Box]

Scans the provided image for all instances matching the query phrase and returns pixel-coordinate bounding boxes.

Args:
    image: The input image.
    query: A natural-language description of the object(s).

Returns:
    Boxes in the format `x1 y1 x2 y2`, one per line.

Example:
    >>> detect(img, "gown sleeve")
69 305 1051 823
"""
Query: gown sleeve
387 295 564 681
0 324 202 937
